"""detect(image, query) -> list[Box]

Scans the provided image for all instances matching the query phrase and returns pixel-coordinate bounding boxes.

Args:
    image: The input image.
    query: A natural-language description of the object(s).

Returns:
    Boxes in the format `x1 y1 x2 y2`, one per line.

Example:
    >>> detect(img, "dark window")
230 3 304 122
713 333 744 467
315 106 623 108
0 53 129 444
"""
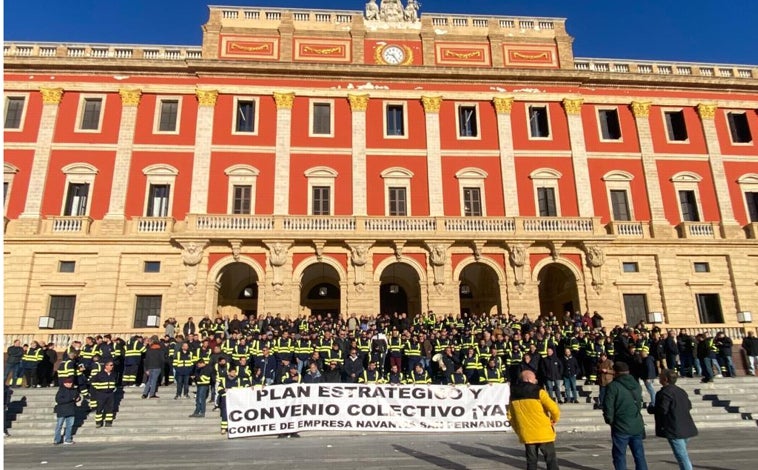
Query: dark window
693 262 710 273
59 261 76 273
622 262 639 273
696 293 724 324
312 103 331 135
134 295 162 328
4 97 25 129
80 98 102 130
235 100 256 133
146 184 170 217
537 187 557 217
386 104 404 136
158 100 179 132
63 183 89 216
528 105 550 138
458 105 478 137
388 187 407 216
312 186 330 215
678 190 700 222
144 261 161 273
4 181 9 205
610 189 631 221
623 294 648 326
463 187 482 217
746 191 758 223
232 185 252 214
727 112 752 143
48 295 76 329
665 110 688 141
598 109 622 140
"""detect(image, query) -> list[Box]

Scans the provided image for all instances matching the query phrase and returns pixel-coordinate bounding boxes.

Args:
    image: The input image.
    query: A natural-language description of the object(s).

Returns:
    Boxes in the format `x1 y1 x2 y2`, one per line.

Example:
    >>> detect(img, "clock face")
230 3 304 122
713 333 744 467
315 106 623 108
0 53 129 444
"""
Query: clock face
382 45 406 65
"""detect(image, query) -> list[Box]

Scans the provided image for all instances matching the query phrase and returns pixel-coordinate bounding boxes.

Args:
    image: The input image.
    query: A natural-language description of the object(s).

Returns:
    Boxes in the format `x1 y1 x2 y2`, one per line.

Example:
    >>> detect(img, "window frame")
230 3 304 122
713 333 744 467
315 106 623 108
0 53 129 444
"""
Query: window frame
381 167 414 217
737 174 758 223
622 293 649 326
622 262 640 273
144 261 161 273
142 164 178 217
75 94 106 133
596 106 623 142
4 163 19 216
693 262 710 273
134 295 163 329
695 293 724 324
383 101 408 139
47 294 76 330
225 164 259 215
4 93 29 132
526 103 552 140
152 96 182 135
455 168 488 217
725 110 753 145
455 102 481 140
305 166 338 216
60 163 98 217
58 261 76 273
602 171 635 221
671 172 704 223
309 99 334 138
530 168 562 217
662 108 689 143
232 96 259 135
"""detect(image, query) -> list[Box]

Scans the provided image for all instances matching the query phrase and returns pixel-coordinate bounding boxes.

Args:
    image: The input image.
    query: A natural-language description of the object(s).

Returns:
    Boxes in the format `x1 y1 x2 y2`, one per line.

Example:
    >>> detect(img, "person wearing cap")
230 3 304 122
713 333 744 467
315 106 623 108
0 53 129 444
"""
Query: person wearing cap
281 363 301 384
603 362 648 470
53 378 80 445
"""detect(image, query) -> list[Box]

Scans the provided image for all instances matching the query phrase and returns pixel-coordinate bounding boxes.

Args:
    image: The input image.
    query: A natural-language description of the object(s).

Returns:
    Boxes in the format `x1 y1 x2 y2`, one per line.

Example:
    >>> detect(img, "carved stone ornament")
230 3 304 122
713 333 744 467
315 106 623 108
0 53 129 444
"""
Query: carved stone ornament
697 103 717 120
366 0 420 23
507 243 527 293
313 240 326 261
471 240 486 261
348 93 370 112
630 101 652 118
119 89 142 106
421 96 443 113
426 242 449 286
179 240 208 295
40 87 64 105
393 240 405 260
583 244 606 293
493 96 514 114
265 241 291 295
273 92 295 110
547 240 563 261
229 239 242 262
562 98 583 115
348 242 372 292
195 89 219 107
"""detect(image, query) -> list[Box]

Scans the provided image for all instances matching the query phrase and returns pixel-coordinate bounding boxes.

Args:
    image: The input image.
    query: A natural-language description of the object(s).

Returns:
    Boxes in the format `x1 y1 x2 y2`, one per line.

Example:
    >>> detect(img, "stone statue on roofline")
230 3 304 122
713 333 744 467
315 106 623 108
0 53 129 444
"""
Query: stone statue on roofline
365 0 380 20
366 0 420 23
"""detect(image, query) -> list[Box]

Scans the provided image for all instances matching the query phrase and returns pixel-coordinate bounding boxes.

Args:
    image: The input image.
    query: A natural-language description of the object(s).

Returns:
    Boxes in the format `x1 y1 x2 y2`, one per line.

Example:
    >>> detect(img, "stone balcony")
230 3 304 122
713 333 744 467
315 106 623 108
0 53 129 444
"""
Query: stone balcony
677 221 719 239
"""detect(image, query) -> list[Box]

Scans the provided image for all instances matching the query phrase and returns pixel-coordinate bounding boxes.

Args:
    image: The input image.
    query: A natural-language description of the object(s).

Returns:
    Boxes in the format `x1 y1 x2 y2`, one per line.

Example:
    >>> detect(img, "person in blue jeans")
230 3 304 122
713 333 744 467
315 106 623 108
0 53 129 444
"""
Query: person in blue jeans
648 369 698 470
603 362 648 470
189 359 212 418
141 337 166 399
53 378 80 445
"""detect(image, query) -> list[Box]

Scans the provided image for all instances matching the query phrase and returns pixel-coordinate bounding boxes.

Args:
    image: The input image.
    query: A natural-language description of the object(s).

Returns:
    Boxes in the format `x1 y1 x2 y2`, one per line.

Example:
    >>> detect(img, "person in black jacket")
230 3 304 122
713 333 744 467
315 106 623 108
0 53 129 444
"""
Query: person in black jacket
539 347 564 403
561 348 580 404
742 331 758 376
53 379 80 445
647 369 697 470
663 331 679 372
4 340 24 387
640 350 657 407
141 338 166 399
714 332 736 377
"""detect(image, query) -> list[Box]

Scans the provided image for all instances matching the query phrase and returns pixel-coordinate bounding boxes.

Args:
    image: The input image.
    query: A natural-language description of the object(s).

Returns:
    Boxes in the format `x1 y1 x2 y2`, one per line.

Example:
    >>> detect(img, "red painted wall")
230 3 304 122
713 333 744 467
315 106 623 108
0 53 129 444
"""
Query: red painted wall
441 156 505 216
3 150 34 218
365 99 427 149
124 152 194 218
53 92 120 144
3 92 42 143
581 104 640 153
511 102 571 152
587 158 651 224
133 94 197 146
288 154 353 215
366 156 430 216
657 160 719 223
207 152 276 215
514 157 578 217
649 106 707 154
724 161 758 225
290 96 352 148
364 40 423 66
40 151 115 218
211 94 277 146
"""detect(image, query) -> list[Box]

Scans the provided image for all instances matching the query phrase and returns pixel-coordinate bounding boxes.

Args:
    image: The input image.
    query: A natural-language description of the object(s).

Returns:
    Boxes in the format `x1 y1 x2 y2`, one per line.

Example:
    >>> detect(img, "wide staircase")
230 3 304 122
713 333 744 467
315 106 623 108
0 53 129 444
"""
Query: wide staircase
4 377 756 445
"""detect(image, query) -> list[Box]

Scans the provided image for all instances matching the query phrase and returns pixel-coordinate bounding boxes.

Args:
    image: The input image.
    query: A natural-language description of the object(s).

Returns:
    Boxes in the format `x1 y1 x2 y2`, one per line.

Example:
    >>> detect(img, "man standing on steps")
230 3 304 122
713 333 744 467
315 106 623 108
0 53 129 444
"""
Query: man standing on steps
90 360 117 428
603 362 648 470
648 369 698 470
507 369 561 470
142 336 165 399
742 331 758 376
189 358 212 418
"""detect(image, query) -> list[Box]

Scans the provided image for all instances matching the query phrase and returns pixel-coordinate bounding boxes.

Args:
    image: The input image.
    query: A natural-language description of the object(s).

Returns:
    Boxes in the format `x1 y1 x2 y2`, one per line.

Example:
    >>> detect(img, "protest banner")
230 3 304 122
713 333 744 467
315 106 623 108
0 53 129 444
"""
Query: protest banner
226 383 510 438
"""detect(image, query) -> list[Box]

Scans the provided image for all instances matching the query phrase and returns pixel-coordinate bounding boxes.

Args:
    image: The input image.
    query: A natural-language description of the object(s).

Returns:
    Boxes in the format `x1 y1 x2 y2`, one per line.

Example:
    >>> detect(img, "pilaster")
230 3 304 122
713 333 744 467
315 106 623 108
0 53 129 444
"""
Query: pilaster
188 89 219 214
273 92 295 215
422 96 444 216
493 96 519 216
349 94 370 216
563 98 594 217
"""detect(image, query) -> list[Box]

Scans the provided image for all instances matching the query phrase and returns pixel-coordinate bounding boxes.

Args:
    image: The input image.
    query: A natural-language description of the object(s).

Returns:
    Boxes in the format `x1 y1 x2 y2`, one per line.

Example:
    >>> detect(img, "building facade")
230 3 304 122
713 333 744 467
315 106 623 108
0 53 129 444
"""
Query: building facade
4 2 758 343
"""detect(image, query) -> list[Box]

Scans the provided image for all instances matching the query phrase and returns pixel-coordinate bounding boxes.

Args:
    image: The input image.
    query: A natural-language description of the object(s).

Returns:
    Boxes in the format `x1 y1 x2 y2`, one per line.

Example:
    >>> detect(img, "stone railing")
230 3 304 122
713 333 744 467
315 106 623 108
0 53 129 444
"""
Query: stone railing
607 221 648 238
656 323 757 342
42 216 93 235
365 217 437 232
4 331 162 350
426 15 562 32
4 42 203 61
574 58 757 80
195 215 274 231
444 217 516 233
521 217 594 233
129 216 176 234
677 221 718 239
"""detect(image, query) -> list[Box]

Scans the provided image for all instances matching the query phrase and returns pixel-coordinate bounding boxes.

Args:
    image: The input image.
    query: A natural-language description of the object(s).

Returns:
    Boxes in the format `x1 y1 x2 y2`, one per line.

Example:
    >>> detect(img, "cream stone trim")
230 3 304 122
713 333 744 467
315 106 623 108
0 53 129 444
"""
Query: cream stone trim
671 171 704 222
530 168 562 216
104 97 139 220
737 174 758 222
564 104 594 217
631 106 667 224
308 98 334 138
456 167 488 217
118 88 142 106
39 87 64 105
454 102 481 140
225 164 259 215
273 96 294 214
526 103 552 140
188 98 217 214
723 110 754 146
698 113 739 227
661 107 690 144
231 96 260 136
495 106 518 216
602 171 635 221
424 101 444 216
20 96 61 218
383 101 408 139
381 167 414 216
74 94 106 133
305 166 338 216
4 93 30 132
60 163 98 216
152 96 183 134
440 150 501 157
142 164 178 217
4 163 19 216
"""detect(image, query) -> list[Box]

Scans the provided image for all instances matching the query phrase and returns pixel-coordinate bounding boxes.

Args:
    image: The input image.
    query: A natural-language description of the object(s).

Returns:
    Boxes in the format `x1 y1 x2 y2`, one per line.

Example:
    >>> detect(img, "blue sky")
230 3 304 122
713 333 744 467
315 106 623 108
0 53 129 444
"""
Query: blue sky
4 0 757 65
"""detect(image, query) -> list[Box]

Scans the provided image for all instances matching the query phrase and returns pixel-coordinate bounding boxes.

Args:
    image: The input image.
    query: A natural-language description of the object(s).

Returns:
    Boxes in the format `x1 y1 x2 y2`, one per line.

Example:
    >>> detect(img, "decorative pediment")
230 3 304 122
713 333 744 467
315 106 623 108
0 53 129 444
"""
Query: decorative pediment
670 171 702 183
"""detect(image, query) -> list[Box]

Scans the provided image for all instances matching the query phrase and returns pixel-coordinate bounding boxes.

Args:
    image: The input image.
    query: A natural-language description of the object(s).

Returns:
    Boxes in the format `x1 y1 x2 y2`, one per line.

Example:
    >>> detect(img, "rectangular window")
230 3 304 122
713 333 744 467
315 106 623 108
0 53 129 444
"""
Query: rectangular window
678 190 700 222
693 262 710 273
598 109 622 140
312 186 330 216
622 262 639 273
146 184 170 217
664 110 688 141
312 102 332 135
727 112 752 143
134 295 162 328
537 187 557 217
63 183 89 216
458 105 478 137
232 185 252 214
610 189 631 221
235 100 256 133
388 187 407 216
746 191 758 222
80 98 103 131
622 294 648 326
59 261 76 273
48 295 76 330
158 100 179 132
528 105 550 138
144 261 161 273
696 293 724 324
463 187 482 217
4 97 25 129
386 104 405 136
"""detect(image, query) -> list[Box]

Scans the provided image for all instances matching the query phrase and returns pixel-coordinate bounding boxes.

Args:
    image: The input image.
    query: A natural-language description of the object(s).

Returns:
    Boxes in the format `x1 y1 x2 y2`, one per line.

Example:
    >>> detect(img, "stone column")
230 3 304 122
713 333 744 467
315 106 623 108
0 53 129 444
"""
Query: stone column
18 87 63 233
188 89 219 214
494 96 519 216
102 88 141 233
563 98 594 217
631 101 672 238
349 94 369 216
697 103 742 238
273 92 295 215
422 96 444 216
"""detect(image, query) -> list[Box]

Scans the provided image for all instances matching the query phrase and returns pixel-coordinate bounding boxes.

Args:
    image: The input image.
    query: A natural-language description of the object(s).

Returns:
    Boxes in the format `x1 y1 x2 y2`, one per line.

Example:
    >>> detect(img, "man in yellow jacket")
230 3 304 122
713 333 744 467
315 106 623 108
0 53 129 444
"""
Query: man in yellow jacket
507 370 561 470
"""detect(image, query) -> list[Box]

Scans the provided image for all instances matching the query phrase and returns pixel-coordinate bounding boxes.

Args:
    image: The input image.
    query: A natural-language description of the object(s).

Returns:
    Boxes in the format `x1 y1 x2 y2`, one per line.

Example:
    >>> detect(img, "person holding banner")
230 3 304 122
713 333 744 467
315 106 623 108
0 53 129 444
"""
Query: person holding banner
507 370 561 470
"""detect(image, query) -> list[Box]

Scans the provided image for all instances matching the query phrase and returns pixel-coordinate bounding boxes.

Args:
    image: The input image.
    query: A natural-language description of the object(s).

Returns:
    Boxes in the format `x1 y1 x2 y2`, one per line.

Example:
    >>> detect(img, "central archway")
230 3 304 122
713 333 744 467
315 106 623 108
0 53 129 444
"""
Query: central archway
458 263 501 316
537 263 580 322
379 262 421 317
217 262 259 319
299 263 341 317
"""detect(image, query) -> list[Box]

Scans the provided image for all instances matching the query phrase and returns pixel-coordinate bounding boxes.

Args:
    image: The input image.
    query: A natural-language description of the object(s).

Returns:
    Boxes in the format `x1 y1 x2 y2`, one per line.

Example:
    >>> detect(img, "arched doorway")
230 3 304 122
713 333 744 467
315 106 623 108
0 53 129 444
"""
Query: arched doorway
300 263 341 317
458 263 501 316
217 262 259 319
379 262 421 317
537 263 580 322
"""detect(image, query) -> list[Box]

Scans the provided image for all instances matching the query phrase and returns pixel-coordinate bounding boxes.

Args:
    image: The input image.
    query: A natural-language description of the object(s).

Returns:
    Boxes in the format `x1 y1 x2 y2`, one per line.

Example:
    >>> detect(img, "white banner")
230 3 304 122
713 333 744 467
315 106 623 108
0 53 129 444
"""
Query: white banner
226 383 511 438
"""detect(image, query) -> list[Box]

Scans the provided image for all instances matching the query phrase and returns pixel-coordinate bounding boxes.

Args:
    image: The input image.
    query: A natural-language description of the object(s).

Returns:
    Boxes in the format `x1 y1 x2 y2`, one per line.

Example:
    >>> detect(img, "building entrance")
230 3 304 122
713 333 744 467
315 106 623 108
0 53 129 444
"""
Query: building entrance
300 263 341 316
458 263 501 316
216 262 258 318
379 262 421 317
537 263 580 322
